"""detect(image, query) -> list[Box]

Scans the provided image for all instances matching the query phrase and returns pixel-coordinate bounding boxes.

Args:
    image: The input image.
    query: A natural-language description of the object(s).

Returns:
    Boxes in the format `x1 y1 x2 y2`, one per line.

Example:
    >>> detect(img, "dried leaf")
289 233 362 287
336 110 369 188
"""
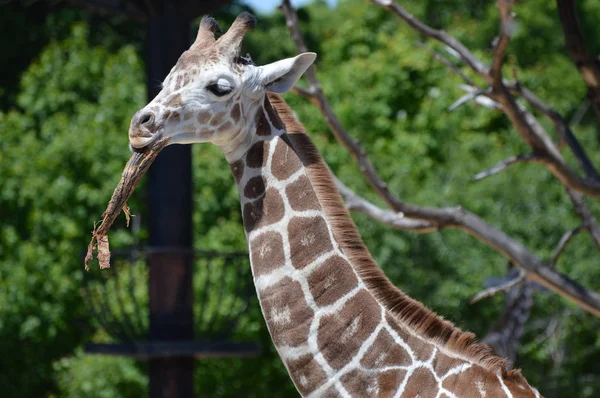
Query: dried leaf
123 204 131 227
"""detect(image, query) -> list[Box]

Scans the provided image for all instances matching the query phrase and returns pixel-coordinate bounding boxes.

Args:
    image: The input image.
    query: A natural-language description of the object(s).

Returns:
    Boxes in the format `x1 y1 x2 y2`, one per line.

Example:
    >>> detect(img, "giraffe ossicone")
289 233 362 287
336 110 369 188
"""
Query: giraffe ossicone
129 12 542 398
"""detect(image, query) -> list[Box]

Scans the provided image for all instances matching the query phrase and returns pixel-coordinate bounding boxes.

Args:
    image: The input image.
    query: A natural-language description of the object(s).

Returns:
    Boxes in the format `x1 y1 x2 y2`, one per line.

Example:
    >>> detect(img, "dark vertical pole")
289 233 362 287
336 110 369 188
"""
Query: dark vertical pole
146 2 194 398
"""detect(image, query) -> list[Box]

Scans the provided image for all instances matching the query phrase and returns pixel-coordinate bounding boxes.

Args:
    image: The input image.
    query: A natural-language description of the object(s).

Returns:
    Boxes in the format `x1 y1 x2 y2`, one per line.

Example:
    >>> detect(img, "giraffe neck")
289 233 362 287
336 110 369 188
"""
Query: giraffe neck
228 94 540 397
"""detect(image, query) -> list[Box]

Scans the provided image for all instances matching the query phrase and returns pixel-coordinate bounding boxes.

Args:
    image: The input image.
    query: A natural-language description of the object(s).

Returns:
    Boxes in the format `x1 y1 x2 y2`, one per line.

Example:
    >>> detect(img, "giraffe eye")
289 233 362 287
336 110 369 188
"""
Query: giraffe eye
206 79 234 97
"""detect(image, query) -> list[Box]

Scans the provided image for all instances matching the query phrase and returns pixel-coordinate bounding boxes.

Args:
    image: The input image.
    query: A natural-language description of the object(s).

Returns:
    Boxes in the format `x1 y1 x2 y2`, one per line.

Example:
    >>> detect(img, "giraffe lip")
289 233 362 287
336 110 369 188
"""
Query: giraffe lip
129 132 162 149
129 125 164 149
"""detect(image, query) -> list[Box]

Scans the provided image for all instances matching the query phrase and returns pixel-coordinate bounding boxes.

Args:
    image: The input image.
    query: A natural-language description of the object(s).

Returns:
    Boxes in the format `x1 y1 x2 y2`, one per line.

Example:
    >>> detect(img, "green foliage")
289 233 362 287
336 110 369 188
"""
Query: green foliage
54 350 147 398
0 17 145 397
1 0 600 397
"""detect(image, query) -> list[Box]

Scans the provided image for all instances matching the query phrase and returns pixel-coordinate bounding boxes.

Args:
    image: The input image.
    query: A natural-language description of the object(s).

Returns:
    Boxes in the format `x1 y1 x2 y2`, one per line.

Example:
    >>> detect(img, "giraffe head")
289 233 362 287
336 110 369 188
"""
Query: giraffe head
128 12 316 157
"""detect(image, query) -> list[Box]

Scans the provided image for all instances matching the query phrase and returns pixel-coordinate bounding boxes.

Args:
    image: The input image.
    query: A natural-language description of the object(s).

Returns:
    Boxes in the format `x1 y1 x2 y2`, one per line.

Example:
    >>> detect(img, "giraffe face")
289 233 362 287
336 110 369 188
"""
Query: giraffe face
128 13 315 153
128 56 246 150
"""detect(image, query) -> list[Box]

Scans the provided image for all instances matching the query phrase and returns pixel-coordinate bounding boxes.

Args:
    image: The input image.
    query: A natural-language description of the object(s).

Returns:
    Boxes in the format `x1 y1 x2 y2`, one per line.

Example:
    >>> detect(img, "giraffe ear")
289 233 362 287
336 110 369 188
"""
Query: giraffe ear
258 52 316 93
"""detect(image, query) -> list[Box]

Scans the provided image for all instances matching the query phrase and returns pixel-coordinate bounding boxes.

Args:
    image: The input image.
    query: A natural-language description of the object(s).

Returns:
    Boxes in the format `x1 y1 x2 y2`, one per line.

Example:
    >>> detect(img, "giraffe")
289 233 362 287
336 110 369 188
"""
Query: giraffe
128 13 542 398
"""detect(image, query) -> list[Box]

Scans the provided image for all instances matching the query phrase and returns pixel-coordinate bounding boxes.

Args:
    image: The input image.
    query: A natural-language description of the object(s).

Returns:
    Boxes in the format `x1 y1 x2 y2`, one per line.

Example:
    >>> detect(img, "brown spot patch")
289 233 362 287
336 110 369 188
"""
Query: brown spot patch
210 111 227 126
271 138 303 180
340 368 406 397
230 161 244 183
403 367 438 398
245 141 268 168
360 329 412 369
231 103 241 123
167 111 181 122
182 72 191 87
287 354 328 396
386 313 434 362
250 231 284 276
308 255 358 307
242 188 284 232
244 176 266 199
177 51 201 68
255 107 271 136
197 127 213 139
441 366 501 397
504 378 538 398
288 216 333 270
261 277 313 347
217 121 233 134
197 111 211 125
183 112 194 121
340 369 378 397
286 175 320 211
318 289 381 369
433 351 468 378
378 369 407 397
166 94 183 108
265 96 285 130
174 75 183 90
182 125 197 134
321 386 342 398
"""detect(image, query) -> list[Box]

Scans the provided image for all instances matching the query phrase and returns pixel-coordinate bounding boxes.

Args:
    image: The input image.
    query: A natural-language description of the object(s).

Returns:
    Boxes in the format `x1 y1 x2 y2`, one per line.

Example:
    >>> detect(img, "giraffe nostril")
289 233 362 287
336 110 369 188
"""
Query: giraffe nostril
138 112 155 127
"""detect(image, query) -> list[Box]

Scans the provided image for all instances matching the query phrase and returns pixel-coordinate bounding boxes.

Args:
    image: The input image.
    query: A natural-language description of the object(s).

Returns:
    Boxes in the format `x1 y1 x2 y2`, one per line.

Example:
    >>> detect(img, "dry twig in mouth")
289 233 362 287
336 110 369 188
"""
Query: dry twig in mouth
84 137 170 270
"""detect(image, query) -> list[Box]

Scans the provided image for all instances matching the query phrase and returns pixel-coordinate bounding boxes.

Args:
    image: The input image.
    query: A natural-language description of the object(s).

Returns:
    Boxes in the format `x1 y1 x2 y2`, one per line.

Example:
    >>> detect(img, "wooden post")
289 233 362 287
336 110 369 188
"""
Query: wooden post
146 2 194 397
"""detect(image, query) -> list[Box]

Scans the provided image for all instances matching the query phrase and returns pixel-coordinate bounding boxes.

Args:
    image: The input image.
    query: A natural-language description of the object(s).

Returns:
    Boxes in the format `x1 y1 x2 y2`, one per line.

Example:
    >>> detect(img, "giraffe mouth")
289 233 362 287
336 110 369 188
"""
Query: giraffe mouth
129 129 162 149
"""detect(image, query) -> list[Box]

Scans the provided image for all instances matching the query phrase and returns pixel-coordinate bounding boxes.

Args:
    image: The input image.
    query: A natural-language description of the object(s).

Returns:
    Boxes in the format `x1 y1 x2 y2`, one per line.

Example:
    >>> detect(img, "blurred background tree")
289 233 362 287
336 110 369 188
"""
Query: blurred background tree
0 0 599 397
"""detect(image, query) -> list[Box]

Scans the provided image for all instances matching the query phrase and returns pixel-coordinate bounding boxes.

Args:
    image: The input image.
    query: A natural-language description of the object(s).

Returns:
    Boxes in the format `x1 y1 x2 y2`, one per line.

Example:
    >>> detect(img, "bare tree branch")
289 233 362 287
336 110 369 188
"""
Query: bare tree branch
508 82 600 181
473 153 538 181
281 0 404 212
489 0 514 83
281 0 600 317
471 270 527 304
291 86 315 100
451 85 500 111
556 0 600 120
482 267 534 366
551 225 586 267
369 0 490 81
415 41 479 89
334 178 437 233
566 190 600 248
373 0 600 253
372 0 600 199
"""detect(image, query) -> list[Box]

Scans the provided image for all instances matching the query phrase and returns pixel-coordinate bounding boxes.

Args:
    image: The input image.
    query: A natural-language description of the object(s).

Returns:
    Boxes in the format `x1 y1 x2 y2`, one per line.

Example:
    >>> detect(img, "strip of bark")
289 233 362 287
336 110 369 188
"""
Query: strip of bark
84 137 170 270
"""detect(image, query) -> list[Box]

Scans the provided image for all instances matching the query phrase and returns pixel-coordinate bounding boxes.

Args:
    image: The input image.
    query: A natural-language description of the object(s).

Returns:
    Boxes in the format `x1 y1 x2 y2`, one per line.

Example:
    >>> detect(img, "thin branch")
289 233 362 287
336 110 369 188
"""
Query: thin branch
290 86 315 100
566 189 600 248
415 41 479 88
482 267 534 365
556 0 600 120
281 0 403 212
471 270 527 304
451 86 500 111
373 0 600 199
473 153 538 181
334 178 437 233
369 0 490 81
509 83 600 181
281 0 600 317
570 99 590 126
551 225 586 267
490 0 514 83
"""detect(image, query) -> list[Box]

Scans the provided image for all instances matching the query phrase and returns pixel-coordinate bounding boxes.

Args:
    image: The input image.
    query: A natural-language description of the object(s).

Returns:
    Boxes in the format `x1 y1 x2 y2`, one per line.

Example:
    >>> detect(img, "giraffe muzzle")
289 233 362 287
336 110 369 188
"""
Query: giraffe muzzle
129 110 160 149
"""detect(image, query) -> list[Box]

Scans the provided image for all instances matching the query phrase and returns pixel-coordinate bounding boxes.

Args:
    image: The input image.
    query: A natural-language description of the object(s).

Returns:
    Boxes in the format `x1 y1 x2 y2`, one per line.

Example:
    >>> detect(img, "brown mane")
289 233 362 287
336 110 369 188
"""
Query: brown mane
266 93 530 386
